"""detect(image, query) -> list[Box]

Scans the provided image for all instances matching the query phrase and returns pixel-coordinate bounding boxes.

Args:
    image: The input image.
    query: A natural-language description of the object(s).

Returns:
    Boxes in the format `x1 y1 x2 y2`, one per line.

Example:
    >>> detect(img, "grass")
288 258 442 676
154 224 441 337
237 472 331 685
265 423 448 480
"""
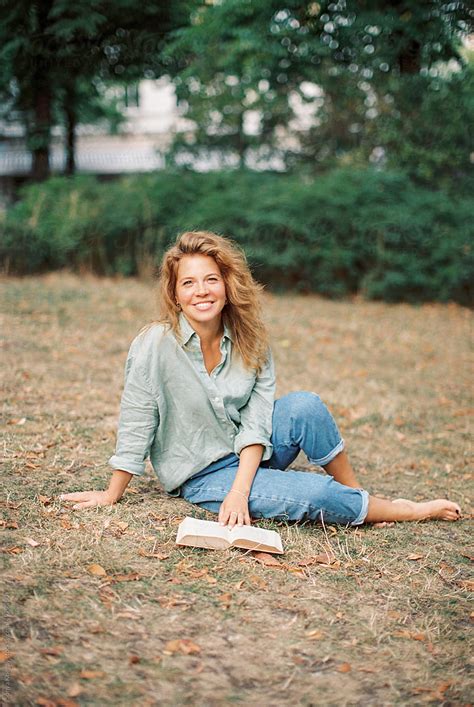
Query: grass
1 273 473 706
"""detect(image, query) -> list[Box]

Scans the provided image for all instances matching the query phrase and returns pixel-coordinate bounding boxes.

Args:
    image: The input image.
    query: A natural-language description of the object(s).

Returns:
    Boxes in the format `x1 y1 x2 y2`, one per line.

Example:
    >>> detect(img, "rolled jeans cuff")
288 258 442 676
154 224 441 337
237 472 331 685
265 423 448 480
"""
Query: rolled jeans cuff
308 438 345 467
350 489 370 526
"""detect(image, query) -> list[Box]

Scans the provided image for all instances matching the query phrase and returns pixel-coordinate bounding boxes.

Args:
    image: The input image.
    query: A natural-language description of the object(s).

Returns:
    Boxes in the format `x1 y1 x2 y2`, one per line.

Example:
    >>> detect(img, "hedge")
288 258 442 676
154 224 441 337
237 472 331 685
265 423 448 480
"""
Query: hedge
1 168 472 304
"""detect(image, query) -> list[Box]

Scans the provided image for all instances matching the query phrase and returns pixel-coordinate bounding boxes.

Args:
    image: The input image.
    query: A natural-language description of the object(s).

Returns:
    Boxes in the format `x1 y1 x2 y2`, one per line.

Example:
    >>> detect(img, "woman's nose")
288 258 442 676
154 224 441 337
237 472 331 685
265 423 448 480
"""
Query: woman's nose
196 281 209 295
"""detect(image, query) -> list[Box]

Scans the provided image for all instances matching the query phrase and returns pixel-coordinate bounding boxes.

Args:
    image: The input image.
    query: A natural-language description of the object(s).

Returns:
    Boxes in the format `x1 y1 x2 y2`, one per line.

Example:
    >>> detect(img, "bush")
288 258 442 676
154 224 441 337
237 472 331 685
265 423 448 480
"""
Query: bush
1 168 472 304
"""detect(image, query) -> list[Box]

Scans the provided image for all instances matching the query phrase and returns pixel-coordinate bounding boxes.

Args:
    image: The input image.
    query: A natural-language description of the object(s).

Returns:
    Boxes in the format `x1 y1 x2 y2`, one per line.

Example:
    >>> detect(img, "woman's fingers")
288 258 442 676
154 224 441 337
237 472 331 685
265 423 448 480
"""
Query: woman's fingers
60 492 93 502
73 499 99 509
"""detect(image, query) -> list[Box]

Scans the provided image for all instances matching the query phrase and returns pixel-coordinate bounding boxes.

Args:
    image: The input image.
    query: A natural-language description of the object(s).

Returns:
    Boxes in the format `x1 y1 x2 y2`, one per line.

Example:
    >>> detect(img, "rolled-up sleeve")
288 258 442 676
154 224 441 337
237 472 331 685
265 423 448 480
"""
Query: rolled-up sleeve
108 344 159 476
234 350 275 461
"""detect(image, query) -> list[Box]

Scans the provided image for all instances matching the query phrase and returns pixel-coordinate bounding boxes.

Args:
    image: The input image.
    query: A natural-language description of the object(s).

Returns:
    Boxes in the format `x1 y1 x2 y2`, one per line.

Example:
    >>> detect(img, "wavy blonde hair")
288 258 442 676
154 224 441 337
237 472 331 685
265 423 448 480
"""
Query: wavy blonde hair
157 231 269 372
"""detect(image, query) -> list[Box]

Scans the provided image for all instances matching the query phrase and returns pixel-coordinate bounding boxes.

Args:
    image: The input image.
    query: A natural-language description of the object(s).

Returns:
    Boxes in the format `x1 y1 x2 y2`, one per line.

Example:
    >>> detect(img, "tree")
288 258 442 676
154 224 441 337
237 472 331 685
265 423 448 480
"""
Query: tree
0 1 195 181
167 0 473 176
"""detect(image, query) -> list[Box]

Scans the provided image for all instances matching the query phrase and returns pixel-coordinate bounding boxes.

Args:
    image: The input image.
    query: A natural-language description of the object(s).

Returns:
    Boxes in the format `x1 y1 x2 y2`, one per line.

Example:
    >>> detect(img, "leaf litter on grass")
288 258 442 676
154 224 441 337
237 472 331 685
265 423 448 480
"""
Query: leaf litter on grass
1 274 472 706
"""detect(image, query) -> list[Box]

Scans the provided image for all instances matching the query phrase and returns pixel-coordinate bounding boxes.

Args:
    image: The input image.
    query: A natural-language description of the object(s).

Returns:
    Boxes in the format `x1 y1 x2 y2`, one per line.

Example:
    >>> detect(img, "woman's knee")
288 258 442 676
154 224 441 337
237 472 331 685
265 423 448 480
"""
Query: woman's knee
279 391 333 426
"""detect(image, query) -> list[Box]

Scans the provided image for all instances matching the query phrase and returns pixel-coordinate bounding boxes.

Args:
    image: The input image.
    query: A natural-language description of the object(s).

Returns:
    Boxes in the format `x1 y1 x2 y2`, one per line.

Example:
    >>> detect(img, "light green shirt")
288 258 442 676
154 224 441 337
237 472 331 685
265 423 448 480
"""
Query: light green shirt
108 314 275 493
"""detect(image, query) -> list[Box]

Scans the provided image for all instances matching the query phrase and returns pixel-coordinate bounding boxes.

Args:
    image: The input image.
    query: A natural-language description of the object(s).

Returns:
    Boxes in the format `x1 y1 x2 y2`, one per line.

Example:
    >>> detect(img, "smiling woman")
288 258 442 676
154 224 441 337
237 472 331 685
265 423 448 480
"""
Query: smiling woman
60 230 462 529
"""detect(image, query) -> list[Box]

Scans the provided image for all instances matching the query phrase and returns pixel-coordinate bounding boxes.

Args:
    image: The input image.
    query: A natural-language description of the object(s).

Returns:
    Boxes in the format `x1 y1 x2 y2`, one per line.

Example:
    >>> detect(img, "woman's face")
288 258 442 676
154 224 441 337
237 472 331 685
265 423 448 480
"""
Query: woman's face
175 254 227 331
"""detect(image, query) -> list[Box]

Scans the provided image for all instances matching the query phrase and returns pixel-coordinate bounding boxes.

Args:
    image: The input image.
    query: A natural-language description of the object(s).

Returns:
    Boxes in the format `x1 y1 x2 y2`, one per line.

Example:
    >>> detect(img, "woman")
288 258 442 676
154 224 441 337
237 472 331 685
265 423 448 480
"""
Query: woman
61 231 461 528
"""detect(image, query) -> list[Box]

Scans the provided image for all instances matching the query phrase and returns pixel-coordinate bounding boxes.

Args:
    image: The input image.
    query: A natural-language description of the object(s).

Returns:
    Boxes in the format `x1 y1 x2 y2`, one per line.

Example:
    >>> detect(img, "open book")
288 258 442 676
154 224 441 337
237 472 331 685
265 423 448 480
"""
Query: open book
176 516 284 554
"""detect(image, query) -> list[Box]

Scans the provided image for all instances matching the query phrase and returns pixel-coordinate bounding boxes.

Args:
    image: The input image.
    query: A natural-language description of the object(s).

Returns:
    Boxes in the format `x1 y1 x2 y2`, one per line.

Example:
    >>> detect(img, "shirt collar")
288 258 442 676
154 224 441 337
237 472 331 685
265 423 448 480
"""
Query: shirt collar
178 312 233 346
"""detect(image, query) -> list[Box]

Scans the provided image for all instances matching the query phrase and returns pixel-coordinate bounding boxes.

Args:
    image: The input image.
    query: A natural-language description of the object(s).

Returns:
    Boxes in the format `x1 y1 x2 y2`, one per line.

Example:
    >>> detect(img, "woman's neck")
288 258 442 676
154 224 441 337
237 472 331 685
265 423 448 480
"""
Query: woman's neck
190 317 223 347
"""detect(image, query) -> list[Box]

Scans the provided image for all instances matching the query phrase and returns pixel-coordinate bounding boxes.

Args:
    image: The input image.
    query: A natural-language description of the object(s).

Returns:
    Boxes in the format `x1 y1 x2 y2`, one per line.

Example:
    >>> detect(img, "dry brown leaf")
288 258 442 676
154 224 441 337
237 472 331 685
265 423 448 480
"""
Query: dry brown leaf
337 662 352 673
39 647 63 656
8 417 26 425
0 650 15 663
79 669 105 679
156 594 193 609
138 549 170 560
312 552 337 565
234 580 247 590
393 630 426 641
109 572 144 583
87 564 107 577
2 546 23 555
164 639 201 656
128 655 140 665
38 495 51 505
286 566 307 578
458 579 474 591
407 553 424 561
251 551 282 567
4 521 19 529
218 593 233 608
461 553 474 562
305 629 324 640
67 683 83 698
248 574 268 590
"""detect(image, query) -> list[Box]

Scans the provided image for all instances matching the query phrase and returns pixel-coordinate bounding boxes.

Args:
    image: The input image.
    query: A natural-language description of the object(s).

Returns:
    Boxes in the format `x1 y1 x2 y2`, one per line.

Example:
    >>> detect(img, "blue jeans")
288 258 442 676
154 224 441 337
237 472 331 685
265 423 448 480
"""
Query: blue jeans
179 392 369 526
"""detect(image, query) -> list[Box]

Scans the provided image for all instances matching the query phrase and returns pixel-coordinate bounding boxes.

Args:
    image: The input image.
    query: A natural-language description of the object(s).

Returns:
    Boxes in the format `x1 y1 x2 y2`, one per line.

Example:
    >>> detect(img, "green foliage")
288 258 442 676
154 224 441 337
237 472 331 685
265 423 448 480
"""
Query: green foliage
1 169 472 305
167 0 473 176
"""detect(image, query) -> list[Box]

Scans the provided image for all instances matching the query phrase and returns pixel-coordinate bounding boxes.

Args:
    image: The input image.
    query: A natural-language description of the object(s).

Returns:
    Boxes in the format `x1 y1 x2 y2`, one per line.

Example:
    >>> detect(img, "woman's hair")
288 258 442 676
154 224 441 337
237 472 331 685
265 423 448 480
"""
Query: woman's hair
157 231 269 372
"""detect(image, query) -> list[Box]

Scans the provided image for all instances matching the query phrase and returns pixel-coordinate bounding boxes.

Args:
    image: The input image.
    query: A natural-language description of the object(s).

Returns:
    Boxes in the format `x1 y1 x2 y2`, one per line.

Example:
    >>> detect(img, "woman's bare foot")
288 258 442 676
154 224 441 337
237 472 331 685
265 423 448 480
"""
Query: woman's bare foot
365 495 462 523
392 498 461 522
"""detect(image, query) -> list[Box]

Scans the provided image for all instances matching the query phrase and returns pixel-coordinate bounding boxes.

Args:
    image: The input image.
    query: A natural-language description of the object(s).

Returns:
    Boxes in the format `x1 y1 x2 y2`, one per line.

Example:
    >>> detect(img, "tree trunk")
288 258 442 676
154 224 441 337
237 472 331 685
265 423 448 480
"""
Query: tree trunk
31 81 52 182
64 83 77 176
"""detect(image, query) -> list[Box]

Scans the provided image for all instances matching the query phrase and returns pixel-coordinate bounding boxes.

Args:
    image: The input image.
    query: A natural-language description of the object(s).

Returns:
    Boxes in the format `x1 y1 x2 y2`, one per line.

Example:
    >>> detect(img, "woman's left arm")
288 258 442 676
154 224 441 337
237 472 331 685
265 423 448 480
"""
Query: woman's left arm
218 443 264 528
219 351 276 528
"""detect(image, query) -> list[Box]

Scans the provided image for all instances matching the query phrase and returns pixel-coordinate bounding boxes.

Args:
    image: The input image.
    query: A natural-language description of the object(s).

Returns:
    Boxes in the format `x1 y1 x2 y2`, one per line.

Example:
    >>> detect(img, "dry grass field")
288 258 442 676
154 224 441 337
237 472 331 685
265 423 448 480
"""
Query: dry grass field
1 273 473 706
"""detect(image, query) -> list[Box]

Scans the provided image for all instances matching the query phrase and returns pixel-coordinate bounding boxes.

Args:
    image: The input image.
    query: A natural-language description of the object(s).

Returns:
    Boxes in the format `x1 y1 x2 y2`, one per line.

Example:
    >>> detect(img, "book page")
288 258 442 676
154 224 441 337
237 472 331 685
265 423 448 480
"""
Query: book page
176 517 283 554
229 524 283 553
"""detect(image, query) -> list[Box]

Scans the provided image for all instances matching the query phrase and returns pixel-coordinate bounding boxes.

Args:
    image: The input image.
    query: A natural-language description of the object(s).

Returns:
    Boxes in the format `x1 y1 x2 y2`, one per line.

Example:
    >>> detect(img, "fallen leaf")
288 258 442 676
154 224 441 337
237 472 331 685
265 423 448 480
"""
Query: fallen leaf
358 666 377 673
315 551 338 565
461 553 474 562
2 546 23 555
26 538 40 547
0 650 15 663
458 579 474 591
156 595 194 609
87 564 107 577
251 551 282 567
164 639 201 656
407 553 424 561
248 574 268 590
4 521 19 529
79 669 105 679
286 566 307 578
8 417 26 425
109 572 144 583
337 662 352 673
305 629 324 640
218 593 233 608
393 630 426 641
67 683 83 698
128 655 140 665
39 647 63 656
138 549 170 560
38 495 51 505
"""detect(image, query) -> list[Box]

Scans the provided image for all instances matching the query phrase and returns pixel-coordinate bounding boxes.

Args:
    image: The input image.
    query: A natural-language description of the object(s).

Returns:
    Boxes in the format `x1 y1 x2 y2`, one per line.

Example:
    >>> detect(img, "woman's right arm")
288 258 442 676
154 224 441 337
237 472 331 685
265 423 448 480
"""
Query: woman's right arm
60 333 160 510
60 469 133 509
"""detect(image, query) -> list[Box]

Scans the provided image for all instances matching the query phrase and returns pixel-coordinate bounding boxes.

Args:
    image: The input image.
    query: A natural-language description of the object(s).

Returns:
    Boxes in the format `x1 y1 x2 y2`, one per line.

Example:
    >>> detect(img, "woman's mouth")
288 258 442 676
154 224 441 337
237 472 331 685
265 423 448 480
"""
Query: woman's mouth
193 302 214 311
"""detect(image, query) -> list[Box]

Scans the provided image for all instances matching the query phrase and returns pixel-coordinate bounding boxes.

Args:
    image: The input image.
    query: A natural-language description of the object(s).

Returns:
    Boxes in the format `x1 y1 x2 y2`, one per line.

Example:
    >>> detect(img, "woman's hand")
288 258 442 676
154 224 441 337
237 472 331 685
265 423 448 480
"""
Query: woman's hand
59 490 116 510
219 489 251 528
